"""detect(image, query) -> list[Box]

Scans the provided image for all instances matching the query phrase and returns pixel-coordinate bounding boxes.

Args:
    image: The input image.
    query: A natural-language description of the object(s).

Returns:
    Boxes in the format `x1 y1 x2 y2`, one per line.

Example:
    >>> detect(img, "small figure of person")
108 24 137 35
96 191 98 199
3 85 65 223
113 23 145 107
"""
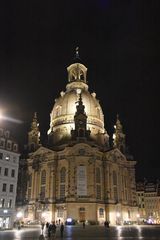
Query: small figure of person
46 222 49 229
51 221 57 238
59 219 61 225
106 220 110 228
17 221 21 230
83 221 85 229
41 222 45 234
104 221 107 227
48 223 52 238
60 222 64 238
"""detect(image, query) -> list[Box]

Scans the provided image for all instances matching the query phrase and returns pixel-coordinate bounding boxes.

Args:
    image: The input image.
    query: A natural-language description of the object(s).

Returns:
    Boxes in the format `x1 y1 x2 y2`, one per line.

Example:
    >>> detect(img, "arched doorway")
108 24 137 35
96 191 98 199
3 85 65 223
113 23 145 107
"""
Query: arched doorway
79 207 85 222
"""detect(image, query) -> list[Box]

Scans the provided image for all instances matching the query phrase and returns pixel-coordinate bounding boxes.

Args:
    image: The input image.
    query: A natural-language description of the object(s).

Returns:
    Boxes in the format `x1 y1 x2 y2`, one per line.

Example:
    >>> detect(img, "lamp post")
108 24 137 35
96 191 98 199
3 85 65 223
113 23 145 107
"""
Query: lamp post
137 213 140 225
116 212 121 225
0 110 3 120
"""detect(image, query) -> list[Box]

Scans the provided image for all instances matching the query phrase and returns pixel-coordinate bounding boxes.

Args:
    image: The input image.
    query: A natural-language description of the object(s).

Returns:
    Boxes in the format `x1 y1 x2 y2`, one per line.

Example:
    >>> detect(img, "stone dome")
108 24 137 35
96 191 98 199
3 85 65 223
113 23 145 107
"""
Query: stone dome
48 61 109 147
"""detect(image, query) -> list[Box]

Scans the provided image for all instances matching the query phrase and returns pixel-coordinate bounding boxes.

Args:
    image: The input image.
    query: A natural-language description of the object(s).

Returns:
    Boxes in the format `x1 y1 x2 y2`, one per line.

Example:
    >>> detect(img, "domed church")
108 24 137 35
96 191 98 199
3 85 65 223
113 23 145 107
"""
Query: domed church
23 50 138 225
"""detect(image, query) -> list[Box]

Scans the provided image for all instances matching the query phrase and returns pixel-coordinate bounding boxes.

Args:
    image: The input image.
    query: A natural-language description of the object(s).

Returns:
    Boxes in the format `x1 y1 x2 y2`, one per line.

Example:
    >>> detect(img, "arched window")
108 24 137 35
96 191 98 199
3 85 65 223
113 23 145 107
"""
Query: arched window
41 170 46 185
40 170 46 200
96 185 101 199
96 168 101 183
79 70 84 81
113 171 118 201
60 167 66 199
113 171 117 185
79 207 86 222
55 106 61 117
96 107 101 118
70 70 77 82
60 167 66 183
99 208 104 218
96 167 101 199
79 207 85 212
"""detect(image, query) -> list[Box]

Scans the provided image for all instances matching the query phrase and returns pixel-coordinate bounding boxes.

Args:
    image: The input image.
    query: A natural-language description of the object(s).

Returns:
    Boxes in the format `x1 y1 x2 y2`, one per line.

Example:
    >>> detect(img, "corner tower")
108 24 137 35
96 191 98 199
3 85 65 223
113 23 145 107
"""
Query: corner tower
113 114 126 153
28 112 41 152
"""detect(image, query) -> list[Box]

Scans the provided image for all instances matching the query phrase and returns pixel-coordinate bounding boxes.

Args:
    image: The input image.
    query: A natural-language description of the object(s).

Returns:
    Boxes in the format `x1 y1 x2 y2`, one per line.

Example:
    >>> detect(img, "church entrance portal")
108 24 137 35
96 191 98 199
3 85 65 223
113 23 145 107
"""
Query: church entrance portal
79 207 85 222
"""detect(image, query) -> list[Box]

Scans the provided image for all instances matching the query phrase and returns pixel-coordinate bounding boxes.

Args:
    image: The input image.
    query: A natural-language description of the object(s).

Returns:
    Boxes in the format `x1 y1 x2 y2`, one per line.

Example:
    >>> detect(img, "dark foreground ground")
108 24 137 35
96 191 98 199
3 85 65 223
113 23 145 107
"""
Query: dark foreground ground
0 224 160 240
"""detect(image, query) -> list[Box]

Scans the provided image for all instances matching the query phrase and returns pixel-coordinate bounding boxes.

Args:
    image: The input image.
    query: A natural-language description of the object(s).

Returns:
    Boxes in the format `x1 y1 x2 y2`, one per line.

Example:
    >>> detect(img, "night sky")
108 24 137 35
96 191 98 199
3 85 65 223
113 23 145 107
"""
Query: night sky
0 1 159 181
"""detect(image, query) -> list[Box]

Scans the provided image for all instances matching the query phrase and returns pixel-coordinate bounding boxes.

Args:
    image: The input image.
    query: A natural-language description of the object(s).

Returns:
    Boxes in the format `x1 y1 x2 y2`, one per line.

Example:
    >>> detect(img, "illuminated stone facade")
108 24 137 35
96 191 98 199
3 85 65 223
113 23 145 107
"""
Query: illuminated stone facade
24 53 138 225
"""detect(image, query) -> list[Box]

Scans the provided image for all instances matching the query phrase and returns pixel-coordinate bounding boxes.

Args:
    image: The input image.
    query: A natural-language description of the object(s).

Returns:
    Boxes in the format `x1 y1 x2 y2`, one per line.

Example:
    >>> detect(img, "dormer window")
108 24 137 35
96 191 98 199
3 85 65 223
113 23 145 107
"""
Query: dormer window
13 144 18 152
0 139 5 148
7 141 12 150
0 129 3 136
5 131 10 138
0 152 3 160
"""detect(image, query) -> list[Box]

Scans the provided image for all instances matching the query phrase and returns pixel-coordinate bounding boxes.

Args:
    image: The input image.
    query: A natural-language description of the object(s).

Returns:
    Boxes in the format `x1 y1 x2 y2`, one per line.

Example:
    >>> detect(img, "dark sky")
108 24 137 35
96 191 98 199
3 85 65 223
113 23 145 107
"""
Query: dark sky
0 0 159 181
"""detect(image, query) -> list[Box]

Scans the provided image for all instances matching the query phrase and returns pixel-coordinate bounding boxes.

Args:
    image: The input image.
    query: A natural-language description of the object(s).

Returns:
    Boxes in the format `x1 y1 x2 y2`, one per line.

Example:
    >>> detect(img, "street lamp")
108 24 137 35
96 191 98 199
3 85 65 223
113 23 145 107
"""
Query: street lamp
17 212 23 218
0 109 4 120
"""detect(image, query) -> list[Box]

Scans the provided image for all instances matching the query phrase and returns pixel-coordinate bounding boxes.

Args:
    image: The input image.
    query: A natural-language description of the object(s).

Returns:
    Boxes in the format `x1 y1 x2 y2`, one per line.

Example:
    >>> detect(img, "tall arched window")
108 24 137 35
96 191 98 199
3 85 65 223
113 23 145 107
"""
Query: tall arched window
60 167 66 199
113 171 117 185
41 170 46 185
124 175 128 201
113 171 118 201
96 167 101 199
40 170 46 200
60 167 66 183
96 168 101 183
28 174 32 200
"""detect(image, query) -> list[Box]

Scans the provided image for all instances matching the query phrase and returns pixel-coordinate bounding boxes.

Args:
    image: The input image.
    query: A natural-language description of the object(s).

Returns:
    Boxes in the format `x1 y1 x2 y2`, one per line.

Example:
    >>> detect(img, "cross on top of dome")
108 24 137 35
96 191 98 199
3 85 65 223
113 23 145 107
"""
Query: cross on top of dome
75 47 79 58
73 46 82 64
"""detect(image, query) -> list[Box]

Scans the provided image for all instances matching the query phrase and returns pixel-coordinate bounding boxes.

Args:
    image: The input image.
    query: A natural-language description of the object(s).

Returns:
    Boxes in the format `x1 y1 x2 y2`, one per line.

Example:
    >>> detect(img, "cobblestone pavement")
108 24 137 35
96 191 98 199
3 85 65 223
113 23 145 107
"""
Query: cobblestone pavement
0 224 160 240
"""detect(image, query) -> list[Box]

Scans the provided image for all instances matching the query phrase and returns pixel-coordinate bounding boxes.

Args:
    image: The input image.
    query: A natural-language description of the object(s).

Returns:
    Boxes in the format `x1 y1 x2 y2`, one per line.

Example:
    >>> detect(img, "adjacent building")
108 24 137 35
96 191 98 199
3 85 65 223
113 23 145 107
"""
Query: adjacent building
136 180 160 223
19 51 138 225
0 127 19 229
